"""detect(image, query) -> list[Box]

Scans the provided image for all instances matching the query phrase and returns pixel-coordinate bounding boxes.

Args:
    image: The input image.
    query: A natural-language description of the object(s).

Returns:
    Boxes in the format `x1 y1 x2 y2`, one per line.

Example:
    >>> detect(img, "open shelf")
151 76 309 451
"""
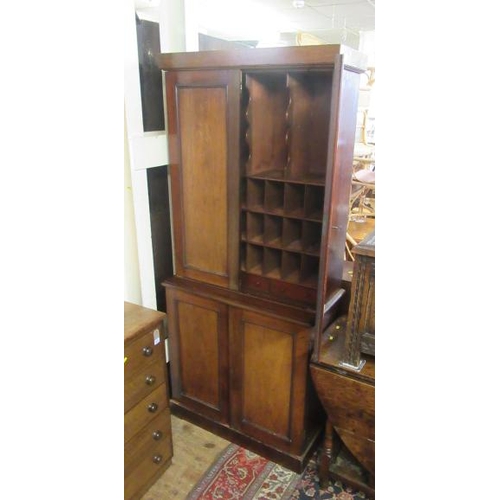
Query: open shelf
264 215 283 246
304 185 325 221
263 247 282 279
301 255 320 288
282 218 302 251
302 221 322 254
246 178 265 211
284 184 305 218
264 181 285 215
240 68 334 305
245 244 264 275
247 170 325 186
286 71 333 182
246 212 264 243
282 251 301 283
244 73 288 177
244 70 332 183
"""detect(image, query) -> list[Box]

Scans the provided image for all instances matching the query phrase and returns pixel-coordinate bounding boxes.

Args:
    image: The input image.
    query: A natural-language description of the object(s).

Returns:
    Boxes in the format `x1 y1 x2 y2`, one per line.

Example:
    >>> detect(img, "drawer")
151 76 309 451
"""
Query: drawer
124 324 164 378
125 440 172 500
269 280 316 305
241 272 270 293
125 409 172 474
125 383 169 443
241 272 316 306
125 360 166 413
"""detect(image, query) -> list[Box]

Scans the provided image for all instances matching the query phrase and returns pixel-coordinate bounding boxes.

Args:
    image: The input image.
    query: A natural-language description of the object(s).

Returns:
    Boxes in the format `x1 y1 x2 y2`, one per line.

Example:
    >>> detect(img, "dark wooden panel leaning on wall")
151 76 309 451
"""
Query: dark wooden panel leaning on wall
136 16 165 132
147 166 173 312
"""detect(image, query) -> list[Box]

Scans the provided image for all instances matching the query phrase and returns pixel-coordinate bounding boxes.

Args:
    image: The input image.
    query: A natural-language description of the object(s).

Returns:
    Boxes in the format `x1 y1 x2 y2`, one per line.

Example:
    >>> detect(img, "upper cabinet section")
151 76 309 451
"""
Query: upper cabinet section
159 46 365 311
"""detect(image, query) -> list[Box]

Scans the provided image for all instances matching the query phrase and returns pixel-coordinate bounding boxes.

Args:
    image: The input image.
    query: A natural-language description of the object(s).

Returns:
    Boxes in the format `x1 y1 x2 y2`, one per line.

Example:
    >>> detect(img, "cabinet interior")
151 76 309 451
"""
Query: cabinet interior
240 69 333 304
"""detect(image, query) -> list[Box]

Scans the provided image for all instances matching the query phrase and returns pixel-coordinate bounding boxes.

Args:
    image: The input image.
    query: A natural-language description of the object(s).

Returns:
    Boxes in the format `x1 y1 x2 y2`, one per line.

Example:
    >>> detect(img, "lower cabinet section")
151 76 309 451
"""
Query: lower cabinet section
165 281 323 472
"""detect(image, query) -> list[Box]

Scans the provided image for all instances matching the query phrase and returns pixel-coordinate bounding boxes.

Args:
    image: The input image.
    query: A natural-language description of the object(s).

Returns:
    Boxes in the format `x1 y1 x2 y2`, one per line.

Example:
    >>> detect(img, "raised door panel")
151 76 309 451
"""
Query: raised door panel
165 70 240 289
229 309 309 454
166 289 229 423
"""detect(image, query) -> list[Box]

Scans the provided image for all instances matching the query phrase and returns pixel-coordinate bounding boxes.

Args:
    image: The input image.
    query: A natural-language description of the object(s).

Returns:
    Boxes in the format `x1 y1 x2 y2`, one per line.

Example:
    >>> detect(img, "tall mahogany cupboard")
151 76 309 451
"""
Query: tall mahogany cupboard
156 45 366 472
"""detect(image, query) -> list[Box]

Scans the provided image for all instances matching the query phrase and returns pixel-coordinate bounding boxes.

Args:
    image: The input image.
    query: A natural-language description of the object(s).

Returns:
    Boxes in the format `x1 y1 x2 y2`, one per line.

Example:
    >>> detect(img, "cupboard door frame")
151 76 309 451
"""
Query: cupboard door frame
314 55 363 357
165 69 241 289
229 308 309 454
166 288 230 424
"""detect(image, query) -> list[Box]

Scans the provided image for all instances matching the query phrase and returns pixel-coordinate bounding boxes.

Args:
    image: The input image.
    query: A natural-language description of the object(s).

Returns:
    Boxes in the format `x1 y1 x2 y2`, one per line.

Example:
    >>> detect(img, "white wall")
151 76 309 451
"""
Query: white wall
124 0 189 309
359 30 375 67
124 114 142 305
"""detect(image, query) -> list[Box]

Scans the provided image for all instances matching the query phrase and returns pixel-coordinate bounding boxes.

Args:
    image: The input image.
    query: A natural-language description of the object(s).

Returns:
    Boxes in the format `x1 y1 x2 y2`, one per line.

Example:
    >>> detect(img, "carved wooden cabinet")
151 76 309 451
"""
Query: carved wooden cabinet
344 231 375 365
124 302 173 500
157 45 365 472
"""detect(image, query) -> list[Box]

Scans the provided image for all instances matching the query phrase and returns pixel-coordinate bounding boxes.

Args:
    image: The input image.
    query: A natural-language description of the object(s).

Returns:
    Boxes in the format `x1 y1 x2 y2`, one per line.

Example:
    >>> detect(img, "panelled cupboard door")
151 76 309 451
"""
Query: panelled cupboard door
166 288 230 424
165 70 241 289
229 308 309 454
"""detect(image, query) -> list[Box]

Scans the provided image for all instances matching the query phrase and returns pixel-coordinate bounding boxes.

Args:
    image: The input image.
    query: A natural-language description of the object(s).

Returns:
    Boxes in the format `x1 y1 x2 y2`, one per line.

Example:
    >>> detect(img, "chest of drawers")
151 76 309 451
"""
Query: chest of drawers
124 302 173 500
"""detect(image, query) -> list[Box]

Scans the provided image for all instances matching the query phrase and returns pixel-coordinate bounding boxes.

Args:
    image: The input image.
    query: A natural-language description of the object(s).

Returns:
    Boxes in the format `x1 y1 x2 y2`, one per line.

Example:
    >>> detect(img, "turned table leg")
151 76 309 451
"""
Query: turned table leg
319 419 334 489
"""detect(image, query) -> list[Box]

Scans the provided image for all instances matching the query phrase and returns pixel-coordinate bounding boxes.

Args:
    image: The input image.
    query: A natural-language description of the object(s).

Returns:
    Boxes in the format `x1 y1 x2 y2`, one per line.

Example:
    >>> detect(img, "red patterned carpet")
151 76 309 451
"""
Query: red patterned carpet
186 444 370 500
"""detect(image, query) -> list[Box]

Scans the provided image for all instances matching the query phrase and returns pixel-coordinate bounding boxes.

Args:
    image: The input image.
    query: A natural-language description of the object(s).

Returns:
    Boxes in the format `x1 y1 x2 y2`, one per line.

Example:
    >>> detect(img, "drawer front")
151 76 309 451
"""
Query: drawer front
125 409 173 474
124 324 164 378
125 360 166 413
241 272 316 306
124 433 172 500
269 279 316 306
240 272 270 294
125 383 169 443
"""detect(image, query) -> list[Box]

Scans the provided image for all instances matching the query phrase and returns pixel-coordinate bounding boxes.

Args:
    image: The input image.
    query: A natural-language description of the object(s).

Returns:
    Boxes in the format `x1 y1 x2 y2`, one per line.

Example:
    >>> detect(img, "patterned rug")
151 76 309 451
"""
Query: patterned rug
186 443 370 500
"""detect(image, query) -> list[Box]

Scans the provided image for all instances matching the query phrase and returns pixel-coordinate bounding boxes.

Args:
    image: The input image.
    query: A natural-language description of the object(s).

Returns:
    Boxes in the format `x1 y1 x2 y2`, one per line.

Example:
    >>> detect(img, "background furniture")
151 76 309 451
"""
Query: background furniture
310 231 375 496
157 45 366 473
344 232 375 364
124 302 173 500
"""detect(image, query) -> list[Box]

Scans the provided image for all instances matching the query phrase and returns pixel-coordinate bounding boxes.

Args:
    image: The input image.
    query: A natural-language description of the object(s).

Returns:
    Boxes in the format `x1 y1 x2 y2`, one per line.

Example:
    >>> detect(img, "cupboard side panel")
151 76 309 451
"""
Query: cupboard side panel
314 57 361 353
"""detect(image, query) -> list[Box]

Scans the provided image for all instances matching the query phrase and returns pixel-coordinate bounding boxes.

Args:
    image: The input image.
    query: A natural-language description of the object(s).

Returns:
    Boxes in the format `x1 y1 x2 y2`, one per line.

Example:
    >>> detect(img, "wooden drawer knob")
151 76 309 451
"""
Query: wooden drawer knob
148 403 158 413
145 375 156 386
142 346 153 357
152 455 163 464
152 430 163 441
